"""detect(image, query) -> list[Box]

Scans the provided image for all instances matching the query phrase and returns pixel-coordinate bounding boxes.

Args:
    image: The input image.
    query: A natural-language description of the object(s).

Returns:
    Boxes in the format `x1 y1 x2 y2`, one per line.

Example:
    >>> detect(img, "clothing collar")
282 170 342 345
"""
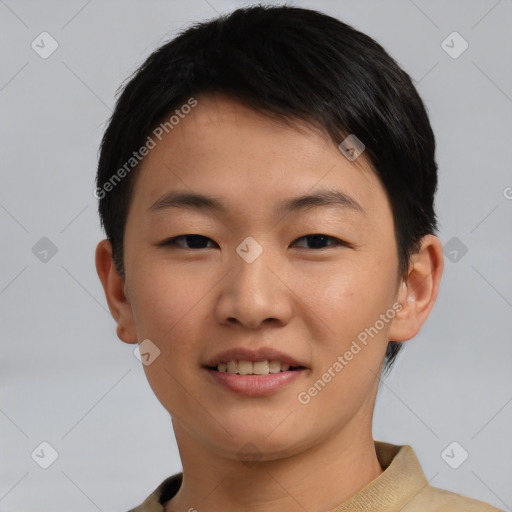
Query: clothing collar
129 441 428 512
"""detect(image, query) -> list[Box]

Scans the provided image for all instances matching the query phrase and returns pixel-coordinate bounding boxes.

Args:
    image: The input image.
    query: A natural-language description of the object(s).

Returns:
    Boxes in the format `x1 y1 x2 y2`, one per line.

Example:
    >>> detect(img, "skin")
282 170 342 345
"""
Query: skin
96 93 443 512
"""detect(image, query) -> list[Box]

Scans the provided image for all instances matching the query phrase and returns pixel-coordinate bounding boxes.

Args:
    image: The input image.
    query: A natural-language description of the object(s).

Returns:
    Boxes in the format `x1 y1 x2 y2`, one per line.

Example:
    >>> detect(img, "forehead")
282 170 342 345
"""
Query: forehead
129 94 390 224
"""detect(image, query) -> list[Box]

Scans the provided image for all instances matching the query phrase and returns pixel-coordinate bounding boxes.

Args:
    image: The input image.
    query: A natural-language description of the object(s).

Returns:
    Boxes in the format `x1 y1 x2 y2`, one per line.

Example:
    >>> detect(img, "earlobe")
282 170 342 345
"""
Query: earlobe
95 239 139 344
116 324 137 344
388 234 444 342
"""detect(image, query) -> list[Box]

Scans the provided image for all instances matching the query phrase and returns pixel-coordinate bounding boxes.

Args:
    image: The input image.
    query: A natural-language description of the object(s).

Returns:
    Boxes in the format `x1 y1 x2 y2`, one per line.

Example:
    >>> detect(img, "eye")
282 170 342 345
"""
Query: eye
157 234 348 251
291 234 346 250
157 234 217 250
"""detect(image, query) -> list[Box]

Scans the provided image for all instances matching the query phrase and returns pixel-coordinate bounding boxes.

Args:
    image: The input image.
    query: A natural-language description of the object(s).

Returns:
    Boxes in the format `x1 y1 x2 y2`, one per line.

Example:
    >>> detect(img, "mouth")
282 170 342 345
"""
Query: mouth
204 360 307 396
205 359 307 375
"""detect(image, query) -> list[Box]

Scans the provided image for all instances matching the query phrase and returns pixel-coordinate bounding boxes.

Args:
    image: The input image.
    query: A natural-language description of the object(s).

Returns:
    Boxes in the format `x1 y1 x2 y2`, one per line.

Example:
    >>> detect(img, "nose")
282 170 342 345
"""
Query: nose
214 244 293 330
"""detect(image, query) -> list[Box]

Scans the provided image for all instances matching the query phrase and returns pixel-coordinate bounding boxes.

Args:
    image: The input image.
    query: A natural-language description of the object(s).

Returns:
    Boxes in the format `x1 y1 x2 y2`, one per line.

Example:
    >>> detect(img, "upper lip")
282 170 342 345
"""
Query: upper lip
203 346 307 368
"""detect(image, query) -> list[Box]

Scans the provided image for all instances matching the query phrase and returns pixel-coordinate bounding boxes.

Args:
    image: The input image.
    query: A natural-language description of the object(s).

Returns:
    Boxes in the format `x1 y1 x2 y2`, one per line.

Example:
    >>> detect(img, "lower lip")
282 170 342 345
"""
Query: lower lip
204 368 305 396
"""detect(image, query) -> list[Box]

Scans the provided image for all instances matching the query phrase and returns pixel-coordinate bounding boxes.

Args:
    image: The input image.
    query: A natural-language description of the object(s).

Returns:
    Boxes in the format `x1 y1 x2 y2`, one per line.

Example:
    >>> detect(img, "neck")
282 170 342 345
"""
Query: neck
164 417 383 512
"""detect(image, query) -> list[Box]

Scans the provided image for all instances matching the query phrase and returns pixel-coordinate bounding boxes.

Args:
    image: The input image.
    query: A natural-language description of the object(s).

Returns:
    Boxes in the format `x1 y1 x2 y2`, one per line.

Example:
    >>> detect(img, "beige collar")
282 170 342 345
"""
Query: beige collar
130 441 429 512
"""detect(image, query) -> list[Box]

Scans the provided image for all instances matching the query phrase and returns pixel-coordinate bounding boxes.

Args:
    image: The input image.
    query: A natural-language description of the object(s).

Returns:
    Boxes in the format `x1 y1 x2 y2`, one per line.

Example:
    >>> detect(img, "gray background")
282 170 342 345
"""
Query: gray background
1 0 511 510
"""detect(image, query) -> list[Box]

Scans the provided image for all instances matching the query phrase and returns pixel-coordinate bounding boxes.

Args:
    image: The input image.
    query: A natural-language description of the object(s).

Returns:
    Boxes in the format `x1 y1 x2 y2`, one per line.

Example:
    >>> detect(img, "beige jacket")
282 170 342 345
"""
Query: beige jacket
128 441 503 512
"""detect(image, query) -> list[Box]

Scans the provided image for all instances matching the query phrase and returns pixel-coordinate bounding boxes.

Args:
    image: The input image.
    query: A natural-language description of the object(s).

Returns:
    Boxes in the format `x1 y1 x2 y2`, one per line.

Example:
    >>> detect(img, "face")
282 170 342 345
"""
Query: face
116 94 405 459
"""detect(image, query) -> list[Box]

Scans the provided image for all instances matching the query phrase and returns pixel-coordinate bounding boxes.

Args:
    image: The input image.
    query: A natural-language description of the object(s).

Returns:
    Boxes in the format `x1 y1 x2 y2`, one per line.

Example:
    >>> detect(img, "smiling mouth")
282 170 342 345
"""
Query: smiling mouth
205 359 306 375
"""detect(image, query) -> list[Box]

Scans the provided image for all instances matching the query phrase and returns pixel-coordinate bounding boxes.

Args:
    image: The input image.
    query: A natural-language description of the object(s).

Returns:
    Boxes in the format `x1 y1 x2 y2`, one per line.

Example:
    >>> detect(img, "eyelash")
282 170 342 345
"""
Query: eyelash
157 234 348 251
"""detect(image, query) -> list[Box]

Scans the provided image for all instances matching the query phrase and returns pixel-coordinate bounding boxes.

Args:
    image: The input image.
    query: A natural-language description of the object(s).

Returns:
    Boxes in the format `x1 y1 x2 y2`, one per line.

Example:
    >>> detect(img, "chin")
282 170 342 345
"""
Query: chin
202 420 312 461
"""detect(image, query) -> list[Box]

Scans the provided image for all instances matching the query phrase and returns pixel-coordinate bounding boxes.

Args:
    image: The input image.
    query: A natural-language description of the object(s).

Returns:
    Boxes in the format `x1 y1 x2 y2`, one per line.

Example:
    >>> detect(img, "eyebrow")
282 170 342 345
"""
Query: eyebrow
147 188 365 217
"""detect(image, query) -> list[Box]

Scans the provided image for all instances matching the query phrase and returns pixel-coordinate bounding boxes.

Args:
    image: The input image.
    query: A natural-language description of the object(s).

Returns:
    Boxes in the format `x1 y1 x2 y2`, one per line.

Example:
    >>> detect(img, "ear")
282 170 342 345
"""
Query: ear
388 234 444 342
95 239 138 344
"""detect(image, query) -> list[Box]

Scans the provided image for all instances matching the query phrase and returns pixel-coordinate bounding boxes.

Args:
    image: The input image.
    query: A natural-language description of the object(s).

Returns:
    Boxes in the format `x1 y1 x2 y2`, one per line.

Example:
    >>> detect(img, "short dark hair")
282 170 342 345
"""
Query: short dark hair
96 4 438 374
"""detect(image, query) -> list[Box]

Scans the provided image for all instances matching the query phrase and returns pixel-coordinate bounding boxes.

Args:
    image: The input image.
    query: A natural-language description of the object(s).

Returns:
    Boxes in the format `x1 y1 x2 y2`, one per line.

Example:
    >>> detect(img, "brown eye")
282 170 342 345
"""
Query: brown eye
158 235 217 249
291 234 345 250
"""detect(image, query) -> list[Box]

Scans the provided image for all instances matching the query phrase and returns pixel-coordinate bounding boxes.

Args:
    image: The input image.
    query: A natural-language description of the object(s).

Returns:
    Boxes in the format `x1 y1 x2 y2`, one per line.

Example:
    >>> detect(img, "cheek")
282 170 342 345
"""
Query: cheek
127 258 209 355
291 255 396 343
296 264 392 418
129 263 211 416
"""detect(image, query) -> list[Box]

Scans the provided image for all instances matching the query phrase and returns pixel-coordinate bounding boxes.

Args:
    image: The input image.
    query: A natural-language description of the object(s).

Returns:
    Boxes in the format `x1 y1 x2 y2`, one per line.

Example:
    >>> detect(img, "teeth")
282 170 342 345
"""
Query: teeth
216 359 295 375
269 360 281 373
238 360 252 375
253 361 269 375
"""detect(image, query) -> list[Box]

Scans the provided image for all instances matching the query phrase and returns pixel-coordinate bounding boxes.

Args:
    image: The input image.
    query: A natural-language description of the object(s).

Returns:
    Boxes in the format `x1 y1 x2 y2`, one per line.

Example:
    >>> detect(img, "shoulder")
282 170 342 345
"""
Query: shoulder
126 473 183 512
402 483 503 512
373 441 502 512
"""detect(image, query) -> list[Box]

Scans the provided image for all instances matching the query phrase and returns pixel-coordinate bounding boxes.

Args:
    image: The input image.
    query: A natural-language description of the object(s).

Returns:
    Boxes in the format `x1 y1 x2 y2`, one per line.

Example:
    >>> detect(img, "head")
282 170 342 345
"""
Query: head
96 5 443 459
